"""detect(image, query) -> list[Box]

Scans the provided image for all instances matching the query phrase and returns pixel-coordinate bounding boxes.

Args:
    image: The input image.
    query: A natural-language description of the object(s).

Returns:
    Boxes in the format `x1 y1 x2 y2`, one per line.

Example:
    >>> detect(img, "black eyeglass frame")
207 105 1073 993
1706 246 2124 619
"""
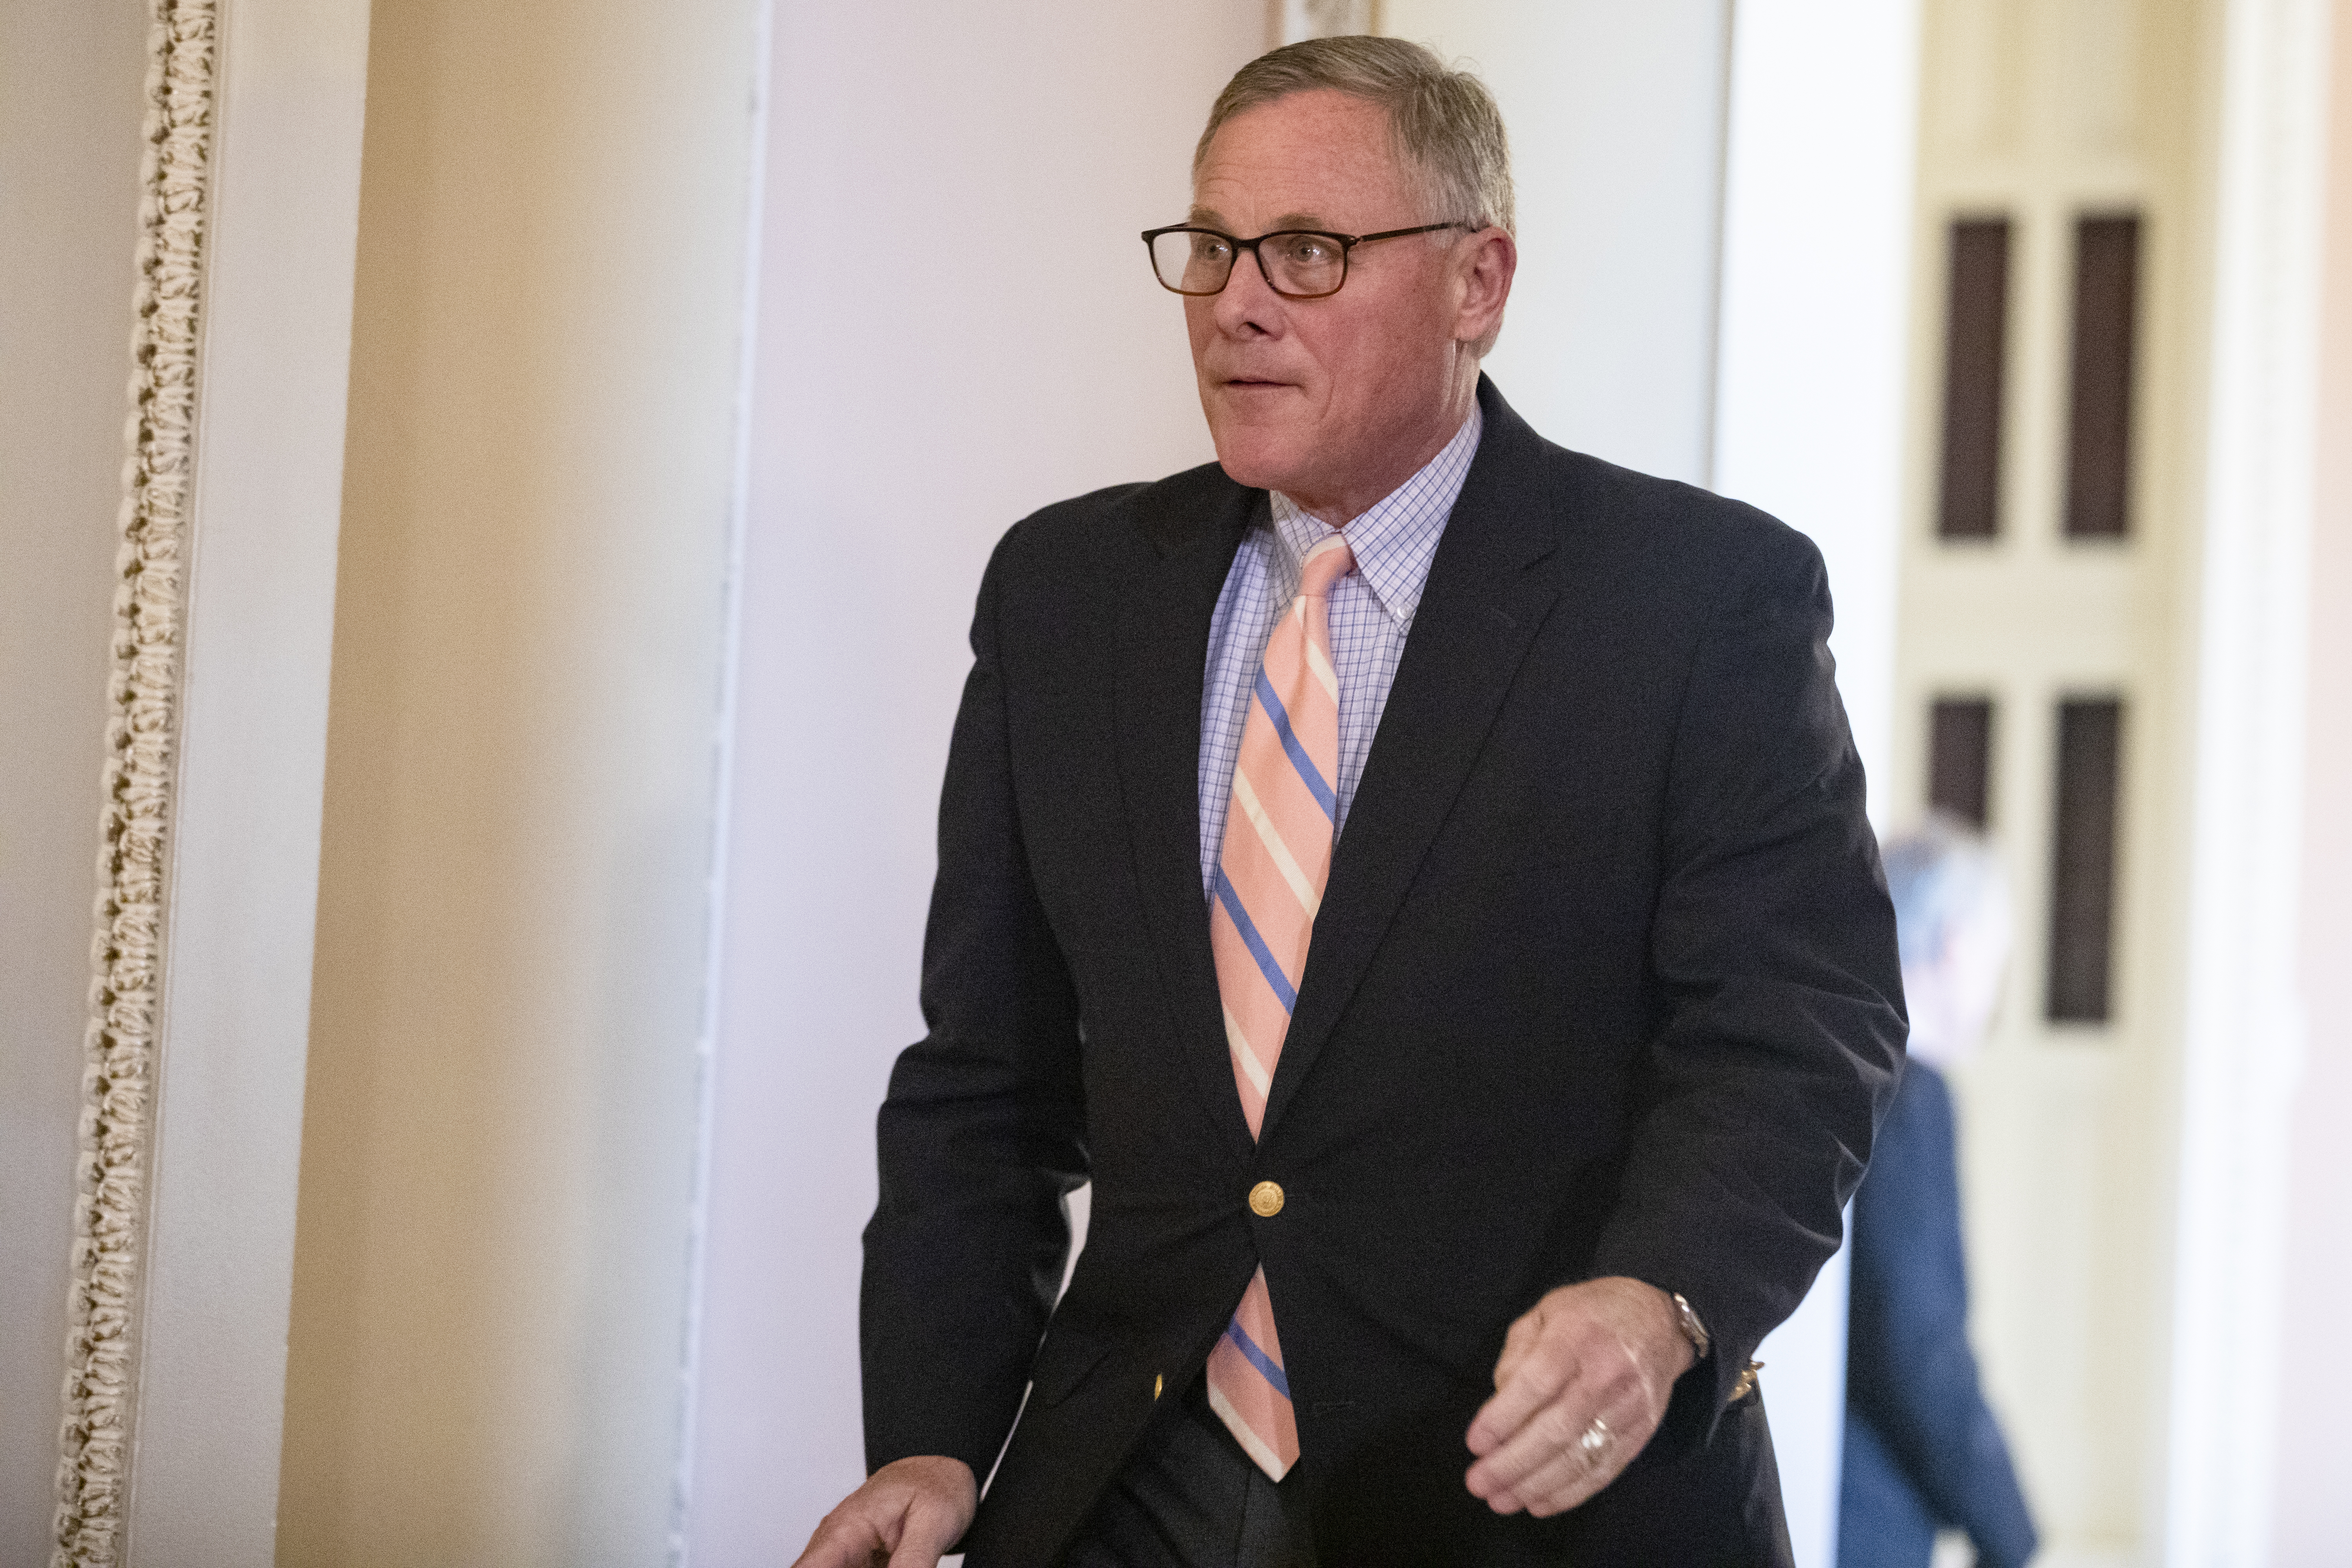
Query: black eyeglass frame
1140 221 1475 299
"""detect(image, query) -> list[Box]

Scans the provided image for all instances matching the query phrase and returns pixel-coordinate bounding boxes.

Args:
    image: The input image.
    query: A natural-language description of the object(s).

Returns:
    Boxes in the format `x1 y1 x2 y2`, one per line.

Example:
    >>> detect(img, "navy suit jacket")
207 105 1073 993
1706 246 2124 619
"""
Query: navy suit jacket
861 379 1906 1565
1840 1060 2038 1568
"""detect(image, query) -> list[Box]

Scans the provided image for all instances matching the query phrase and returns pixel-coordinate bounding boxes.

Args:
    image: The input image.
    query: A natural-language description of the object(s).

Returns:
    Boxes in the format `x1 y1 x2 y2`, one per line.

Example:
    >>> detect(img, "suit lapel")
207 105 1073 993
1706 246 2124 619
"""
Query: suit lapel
1262 381 1562 1134
1114 475 1261 1160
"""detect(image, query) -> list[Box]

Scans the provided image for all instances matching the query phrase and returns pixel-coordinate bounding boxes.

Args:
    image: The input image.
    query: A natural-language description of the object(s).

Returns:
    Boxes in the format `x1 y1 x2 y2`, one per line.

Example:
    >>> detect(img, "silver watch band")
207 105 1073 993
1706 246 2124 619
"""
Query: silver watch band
1668 1290 1711 1362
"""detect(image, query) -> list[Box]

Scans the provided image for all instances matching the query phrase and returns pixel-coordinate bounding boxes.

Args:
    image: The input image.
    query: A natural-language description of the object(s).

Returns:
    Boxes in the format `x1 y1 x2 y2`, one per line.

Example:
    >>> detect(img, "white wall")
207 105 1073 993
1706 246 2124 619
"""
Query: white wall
1714 0 1922 1559
685 7 1261 1559
1381 0 1731 484
0 4 149 1560
2166 0 2335 1554
2272 9 2352 1558
1715 0 1919 824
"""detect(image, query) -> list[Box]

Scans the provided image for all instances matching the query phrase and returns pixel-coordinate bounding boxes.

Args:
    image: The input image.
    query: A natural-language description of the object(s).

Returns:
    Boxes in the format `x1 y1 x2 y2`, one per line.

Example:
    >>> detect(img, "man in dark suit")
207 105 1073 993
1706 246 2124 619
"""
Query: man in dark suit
797 36 1903 1568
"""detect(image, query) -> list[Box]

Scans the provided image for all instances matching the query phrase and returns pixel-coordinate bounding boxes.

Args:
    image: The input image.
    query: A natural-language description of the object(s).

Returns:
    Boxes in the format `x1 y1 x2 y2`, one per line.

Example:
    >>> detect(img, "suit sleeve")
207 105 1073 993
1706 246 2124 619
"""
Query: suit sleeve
1585 519 1906 1432
860 528 1088 1480
1848 1068 2040 1568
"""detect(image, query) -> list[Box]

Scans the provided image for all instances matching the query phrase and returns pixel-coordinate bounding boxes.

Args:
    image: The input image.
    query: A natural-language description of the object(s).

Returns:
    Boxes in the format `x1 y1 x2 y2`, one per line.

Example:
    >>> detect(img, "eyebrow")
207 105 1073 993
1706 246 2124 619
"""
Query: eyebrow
1187 207 1336 233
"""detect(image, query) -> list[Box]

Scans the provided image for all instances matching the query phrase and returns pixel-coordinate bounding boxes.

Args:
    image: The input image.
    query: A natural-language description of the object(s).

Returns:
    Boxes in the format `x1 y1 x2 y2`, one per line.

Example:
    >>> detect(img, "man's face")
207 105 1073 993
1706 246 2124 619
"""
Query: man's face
1186 90 1501 521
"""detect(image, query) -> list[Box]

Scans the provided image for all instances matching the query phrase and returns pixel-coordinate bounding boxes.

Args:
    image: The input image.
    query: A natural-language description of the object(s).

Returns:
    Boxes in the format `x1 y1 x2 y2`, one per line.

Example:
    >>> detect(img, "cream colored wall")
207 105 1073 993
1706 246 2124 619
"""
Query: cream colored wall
0 4 149 1559
2271 2 2352 1557
273 0 764 1562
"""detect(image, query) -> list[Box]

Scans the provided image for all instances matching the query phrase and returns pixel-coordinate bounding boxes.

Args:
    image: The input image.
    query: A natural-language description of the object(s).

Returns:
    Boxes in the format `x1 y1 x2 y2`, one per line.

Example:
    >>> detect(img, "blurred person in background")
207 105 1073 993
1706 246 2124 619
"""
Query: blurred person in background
1840 816 2039 1568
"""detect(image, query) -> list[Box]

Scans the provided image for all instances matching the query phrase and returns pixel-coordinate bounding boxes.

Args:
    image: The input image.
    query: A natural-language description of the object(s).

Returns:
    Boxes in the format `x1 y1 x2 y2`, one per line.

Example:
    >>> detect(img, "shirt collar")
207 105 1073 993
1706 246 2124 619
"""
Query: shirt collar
1267 405 1482 628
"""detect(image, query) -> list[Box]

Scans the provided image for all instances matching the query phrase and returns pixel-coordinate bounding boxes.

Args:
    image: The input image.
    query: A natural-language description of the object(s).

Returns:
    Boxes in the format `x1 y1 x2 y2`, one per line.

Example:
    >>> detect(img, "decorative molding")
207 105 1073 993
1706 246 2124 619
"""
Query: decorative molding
53 1 218 1562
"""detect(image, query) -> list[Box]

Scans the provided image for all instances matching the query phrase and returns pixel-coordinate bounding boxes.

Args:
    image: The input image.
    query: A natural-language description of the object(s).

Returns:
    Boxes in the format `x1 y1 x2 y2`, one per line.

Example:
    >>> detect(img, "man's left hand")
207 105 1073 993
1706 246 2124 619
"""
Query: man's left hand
1463 1276 1696 1517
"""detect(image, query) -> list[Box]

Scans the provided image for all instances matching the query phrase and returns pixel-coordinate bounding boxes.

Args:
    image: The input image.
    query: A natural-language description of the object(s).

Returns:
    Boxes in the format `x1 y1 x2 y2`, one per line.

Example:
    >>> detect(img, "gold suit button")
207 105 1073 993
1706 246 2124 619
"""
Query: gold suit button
1249 1180 1285 1217
1154 1373 1164 1400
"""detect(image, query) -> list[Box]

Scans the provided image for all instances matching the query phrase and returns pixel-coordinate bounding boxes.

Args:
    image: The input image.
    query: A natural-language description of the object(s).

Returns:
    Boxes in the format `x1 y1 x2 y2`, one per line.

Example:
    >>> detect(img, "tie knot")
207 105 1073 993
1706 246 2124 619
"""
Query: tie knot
1298 533 1356 599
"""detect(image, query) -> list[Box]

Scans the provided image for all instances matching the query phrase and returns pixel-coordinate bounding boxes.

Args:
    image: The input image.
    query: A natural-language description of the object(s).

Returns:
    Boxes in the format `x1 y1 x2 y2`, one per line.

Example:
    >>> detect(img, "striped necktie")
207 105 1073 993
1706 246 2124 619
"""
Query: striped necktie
1203 529 1354 1480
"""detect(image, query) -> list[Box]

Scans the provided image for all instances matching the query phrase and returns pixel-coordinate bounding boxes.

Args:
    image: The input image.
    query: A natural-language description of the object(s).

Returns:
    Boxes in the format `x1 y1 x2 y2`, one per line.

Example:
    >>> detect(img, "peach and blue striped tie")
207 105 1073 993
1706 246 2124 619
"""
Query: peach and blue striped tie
1203 529 1354 1480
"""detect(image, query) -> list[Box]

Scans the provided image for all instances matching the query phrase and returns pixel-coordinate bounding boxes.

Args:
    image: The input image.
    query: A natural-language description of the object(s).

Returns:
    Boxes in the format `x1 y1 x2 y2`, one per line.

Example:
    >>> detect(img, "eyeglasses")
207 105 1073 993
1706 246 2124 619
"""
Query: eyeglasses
1140 221 1473 300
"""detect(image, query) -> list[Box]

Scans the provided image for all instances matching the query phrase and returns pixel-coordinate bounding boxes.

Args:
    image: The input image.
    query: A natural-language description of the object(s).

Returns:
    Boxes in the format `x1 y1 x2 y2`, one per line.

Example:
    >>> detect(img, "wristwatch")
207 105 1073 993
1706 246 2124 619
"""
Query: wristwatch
1667 1290 1711 1363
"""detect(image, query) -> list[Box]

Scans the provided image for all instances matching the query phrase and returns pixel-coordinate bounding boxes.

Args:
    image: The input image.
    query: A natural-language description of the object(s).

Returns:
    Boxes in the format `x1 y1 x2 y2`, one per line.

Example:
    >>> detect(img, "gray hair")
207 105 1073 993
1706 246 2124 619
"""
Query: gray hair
1881 814 2009 970
1195 36 1516 238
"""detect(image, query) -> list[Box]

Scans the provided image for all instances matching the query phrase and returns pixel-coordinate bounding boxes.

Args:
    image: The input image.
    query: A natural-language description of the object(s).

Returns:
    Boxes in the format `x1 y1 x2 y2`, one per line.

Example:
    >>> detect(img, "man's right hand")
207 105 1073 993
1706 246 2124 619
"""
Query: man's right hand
790 1456 977 1568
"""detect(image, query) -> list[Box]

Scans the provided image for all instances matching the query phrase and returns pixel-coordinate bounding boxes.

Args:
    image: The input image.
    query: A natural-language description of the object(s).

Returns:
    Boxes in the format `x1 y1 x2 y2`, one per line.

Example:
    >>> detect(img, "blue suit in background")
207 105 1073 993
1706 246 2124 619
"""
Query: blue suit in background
1839 1060 2038 1568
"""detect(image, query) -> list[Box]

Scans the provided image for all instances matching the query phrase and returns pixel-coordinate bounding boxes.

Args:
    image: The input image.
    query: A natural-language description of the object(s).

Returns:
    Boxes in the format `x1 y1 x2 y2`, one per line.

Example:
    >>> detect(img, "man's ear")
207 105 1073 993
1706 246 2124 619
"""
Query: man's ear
1455 227 1517 356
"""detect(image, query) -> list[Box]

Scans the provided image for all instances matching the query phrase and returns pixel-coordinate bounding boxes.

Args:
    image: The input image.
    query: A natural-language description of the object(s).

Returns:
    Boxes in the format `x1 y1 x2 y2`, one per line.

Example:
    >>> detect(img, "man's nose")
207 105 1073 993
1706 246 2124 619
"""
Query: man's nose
1212 247 1284 336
